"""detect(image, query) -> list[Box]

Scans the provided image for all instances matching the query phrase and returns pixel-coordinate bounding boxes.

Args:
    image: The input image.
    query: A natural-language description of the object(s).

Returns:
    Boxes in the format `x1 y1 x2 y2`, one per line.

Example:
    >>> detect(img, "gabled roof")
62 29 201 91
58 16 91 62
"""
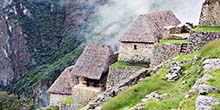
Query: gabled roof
48 66 78 95
120 10 181 43
70 44 116 80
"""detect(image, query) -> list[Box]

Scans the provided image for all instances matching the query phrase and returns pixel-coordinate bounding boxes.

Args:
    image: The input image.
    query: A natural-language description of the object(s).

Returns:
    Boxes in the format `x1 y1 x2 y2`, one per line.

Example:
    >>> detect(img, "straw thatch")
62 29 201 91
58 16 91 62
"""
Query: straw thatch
120 10 181 43
48 66 78 95
70 44 116 80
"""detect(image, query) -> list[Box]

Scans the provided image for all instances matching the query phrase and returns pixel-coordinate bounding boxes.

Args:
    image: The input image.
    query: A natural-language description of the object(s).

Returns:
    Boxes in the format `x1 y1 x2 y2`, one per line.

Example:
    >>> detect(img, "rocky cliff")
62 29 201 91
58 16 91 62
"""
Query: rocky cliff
0 0 108 107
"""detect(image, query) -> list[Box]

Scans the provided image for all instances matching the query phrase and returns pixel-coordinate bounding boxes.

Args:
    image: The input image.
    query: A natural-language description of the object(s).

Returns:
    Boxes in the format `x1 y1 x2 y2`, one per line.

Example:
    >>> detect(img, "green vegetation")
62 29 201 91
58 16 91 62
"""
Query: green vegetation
11 50 82 97
213 104 220 110
102 58 203 110
158 39 187 45
111 61 142 69
198 40 220 58
193 26 220 32
102 40 220 110
0 92 33 110
62 97 73 105
178 91 198 110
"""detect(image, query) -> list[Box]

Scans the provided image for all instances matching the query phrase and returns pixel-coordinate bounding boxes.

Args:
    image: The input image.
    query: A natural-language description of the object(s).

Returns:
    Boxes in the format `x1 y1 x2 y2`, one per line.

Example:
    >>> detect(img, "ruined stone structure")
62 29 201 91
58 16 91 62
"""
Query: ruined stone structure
188 31 220 52
48 66 78 105
107 66 140 88
151 44 182 67
163 23 192 39
199 0 220 26
48 44 116 106
118 10 181 63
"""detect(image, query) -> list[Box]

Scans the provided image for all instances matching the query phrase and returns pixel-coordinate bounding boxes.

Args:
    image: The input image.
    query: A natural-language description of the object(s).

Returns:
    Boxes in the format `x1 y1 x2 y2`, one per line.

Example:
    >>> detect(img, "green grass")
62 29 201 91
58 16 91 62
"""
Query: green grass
62 97 72 105
101 67 169 110
213 104 220 110
178 91 198 110
198 40 220 59
111 61 142 70
101 40 220 110
158 39 187 45
193 26 220 32
102 59 202 110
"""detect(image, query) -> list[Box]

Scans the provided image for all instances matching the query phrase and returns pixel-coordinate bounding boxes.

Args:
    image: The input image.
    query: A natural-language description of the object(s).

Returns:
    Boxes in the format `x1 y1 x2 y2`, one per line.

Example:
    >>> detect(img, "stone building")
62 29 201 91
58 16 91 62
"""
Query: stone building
118 10 181 63
48 65 78 105
48 44 116 106
199 0 220 26
70 44 116 105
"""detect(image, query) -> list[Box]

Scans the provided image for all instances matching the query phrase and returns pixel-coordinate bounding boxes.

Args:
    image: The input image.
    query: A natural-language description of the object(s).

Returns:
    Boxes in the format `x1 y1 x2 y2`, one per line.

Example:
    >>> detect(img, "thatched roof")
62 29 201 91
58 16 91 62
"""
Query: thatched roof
120 10 181 43
70 44 116 80
48 66 78 95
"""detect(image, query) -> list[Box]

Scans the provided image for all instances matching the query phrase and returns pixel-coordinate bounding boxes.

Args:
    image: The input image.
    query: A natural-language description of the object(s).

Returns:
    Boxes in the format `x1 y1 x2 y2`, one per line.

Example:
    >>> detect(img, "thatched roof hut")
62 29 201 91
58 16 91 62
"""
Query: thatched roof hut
48 66 78 95
120 10 181 43
70 44 116 80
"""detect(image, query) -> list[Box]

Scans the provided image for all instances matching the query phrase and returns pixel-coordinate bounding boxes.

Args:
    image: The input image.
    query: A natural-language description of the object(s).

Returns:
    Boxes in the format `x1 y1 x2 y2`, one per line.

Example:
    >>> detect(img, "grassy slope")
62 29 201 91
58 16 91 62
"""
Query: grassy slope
193 26 220 32
101 40 220 110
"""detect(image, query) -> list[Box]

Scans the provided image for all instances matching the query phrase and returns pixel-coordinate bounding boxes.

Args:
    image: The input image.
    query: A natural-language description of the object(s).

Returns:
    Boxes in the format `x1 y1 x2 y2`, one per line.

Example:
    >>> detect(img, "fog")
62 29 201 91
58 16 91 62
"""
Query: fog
88 0 205 50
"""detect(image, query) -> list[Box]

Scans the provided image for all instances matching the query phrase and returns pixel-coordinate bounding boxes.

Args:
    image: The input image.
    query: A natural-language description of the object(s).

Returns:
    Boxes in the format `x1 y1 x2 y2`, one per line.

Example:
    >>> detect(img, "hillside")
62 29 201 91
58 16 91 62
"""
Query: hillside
0 0 107 107
101 40 220 110
0 0 217 109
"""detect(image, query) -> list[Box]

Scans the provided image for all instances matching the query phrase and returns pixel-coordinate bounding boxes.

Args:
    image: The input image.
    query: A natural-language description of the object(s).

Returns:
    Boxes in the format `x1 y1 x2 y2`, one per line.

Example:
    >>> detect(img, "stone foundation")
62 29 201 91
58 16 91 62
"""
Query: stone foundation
107 66 140 88
118 42 154 63
188 31 220 52
50 94 71 106
72 84 101 106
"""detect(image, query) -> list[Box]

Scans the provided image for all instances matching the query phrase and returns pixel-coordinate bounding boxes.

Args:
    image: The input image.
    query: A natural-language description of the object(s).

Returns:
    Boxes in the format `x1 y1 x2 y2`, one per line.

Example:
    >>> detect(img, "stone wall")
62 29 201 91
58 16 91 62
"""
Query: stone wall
82 58 173 110
150 44 181 67
72 84 101 107
107 66 140 88
118 42 154 62
188 31 220 52
199 0 220 26
50 94 71 106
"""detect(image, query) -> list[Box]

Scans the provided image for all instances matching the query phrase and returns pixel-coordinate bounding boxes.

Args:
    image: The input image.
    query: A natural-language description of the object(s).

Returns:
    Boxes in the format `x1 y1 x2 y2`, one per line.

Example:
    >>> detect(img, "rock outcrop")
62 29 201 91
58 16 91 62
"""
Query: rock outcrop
203 59 220 72
165 61 183 81
0 0 31 87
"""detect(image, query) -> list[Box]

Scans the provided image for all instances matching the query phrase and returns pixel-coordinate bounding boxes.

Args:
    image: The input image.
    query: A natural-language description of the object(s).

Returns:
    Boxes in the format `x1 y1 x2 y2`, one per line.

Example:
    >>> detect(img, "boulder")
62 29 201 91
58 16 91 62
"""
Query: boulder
166 62 183 81
203 59 220 72
196 95 220 110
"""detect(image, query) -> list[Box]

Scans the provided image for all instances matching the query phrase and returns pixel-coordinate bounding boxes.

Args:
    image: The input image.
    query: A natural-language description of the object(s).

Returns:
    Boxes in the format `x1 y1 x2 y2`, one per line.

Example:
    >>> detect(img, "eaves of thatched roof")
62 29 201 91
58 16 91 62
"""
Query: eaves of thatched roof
70 44 116 80
120 10 181 43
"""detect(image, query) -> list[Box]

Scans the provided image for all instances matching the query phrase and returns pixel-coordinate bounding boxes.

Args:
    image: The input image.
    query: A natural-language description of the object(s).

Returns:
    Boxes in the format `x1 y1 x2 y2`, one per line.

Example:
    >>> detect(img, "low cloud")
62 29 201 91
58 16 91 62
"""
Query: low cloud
89 0 205 50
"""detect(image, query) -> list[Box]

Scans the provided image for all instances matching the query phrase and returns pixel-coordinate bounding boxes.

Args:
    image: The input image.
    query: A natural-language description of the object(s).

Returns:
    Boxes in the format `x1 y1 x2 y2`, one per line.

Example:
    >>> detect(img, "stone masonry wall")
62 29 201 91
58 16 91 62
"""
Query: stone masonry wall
118 43 154 62
199 0 220 26
188 31 220 52
72 84 100 107
50 94 70 106
82 59 173 110
150 44 181 67
107 66 140 89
